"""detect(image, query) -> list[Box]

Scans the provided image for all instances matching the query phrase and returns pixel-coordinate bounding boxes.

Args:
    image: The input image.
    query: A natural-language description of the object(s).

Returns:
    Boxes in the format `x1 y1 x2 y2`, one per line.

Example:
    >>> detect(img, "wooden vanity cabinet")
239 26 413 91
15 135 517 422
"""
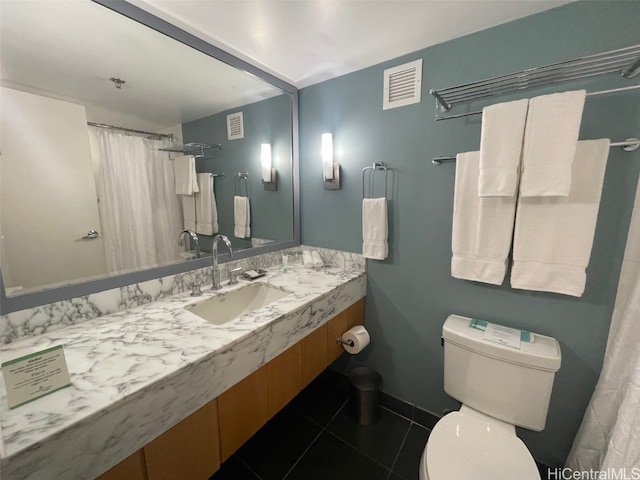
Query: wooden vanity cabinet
267 342 303 418
97 450 147 480
301 323 328 387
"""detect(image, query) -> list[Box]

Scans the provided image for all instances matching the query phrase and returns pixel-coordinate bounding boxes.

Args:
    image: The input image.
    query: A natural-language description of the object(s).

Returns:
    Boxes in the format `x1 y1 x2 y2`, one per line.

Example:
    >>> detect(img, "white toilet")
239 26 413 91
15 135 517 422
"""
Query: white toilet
420 315 561 480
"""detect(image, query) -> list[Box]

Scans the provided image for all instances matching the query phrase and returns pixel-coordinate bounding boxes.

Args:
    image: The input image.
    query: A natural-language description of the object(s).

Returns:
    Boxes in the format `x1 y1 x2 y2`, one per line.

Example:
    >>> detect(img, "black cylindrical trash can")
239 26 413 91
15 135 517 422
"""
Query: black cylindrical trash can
348 366 382 425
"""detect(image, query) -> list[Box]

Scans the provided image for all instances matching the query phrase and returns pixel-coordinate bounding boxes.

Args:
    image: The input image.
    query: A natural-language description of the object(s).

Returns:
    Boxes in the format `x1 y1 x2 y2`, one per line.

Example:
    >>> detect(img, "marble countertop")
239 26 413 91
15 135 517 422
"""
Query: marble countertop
0 264 366 480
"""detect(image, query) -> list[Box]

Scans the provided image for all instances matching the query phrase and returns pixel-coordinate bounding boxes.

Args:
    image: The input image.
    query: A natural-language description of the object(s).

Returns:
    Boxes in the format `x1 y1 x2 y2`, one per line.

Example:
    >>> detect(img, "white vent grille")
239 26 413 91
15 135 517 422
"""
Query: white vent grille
227 112 244 140
383 59 422 110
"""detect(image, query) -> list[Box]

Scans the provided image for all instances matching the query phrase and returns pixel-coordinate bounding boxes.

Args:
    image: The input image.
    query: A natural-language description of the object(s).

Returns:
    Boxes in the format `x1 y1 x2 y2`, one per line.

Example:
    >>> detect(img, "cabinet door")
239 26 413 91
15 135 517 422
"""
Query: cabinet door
144 399 220 480
218 365 269 461
267 342 302 418
326 299 365 363
301 323 328 387
97 450 147 480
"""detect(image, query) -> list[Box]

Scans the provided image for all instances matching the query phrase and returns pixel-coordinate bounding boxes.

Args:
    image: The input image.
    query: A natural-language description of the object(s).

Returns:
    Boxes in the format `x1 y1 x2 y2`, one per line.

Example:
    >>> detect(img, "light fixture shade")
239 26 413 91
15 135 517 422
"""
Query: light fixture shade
261 143 272 182
321 133 333 181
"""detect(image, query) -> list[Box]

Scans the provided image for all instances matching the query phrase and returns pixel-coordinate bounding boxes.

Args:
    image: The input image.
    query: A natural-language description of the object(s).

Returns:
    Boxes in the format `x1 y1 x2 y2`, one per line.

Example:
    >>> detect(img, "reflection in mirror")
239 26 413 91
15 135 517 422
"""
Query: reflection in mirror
0 0 298 309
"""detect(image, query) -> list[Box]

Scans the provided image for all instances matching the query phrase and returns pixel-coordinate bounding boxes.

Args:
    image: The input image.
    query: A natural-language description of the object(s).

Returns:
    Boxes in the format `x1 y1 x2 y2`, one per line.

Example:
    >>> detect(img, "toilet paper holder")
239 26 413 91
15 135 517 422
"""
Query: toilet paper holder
336 337 355 347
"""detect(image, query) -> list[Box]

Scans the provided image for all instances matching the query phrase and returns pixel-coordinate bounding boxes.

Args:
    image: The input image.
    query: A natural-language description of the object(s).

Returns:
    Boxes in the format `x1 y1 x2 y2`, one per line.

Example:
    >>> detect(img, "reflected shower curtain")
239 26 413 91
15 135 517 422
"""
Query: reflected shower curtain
566 185 640 470
88 128 182 273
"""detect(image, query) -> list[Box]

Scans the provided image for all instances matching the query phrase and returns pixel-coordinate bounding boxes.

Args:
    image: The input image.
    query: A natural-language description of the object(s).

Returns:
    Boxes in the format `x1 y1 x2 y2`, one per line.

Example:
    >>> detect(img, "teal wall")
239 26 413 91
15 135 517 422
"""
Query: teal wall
183 94 294 252
299 1 640 467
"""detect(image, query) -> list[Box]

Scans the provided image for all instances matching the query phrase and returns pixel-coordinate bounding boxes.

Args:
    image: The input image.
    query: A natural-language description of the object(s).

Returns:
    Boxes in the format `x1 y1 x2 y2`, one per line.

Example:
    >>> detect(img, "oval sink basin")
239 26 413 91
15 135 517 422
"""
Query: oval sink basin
185 283 290 325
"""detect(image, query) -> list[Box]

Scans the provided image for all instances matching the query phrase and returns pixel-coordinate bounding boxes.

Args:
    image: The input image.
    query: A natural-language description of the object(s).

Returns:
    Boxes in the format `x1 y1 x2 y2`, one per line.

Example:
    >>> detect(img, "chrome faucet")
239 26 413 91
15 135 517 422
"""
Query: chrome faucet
178 229 200 258
212 234 233 290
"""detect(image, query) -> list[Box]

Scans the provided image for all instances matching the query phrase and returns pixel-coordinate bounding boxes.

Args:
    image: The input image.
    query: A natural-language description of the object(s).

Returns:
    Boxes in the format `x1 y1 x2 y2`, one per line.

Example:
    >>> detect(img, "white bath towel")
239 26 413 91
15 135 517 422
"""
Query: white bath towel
478 98 529 197
311 250 324 268
362 197 388 260
451 151 517 285
302 250 314 268
181 194 196 232
195 173 218 235
520 90 586 197
174 155 199 195
511 139 610 297
234 196 251 238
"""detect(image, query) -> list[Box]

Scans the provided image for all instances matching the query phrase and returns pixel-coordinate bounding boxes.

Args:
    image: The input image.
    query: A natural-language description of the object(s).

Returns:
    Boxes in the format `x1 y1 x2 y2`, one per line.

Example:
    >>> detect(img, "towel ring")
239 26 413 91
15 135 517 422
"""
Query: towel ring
235 171 249 197
362 162 389 199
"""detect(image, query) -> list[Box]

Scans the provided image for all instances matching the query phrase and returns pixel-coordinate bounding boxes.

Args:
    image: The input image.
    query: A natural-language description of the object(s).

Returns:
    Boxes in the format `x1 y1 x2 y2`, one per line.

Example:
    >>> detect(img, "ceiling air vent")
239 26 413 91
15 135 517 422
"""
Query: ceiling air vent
383 59 422 110
227 111 244 140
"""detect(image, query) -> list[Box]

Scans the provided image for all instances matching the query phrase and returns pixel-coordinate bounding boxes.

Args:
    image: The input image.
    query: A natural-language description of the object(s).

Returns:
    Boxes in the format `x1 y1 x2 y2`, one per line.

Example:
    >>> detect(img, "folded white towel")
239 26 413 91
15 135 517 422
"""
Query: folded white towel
195 173 218 235
478 98 529 197
302 250 314 268
311 250 324 268
520 90 586 197
362 197 388 260
174 155 199 195
511 139 610 297
181 194 196 232
233 196 251 239
452 151 517 285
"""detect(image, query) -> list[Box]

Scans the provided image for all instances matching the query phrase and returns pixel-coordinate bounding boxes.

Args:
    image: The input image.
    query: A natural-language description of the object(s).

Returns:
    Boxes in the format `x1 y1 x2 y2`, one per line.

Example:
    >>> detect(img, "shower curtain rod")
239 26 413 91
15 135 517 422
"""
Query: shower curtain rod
87 122 174 140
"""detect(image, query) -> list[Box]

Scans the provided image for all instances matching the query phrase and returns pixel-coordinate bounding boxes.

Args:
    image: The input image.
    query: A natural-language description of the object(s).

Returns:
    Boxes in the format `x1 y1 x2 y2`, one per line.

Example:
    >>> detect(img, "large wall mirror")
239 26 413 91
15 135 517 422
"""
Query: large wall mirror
0 0 299 314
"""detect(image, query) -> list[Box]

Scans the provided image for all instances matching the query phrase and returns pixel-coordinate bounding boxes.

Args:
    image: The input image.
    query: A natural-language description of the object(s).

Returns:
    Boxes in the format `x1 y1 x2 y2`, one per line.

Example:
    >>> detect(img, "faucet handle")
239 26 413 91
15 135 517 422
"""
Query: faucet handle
229 267 243 285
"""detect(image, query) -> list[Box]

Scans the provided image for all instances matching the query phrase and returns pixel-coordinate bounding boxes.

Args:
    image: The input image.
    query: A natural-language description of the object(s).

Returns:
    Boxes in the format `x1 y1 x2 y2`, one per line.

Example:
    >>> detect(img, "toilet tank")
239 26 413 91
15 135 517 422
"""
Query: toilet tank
442 315 561 431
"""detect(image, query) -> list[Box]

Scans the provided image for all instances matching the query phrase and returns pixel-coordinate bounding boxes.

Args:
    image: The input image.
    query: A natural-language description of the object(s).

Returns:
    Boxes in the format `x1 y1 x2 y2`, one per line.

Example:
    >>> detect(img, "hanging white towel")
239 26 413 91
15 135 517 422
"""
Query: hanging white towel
195 173 218 235
478 98 529 197
451 151 517 285
174 155 199 195
181 194 196 232
362 197 388 260
511 139 610 297
520 89 586 197
234 196 251 238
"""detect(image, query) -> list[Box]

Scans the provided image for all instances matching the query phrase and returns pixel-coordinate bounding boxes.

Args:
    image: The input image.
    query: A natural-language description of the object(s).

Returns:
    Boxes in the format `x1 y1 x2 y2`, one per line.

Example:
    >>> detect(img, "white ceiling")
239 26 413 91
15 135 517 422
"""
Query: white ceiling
129 0 573 88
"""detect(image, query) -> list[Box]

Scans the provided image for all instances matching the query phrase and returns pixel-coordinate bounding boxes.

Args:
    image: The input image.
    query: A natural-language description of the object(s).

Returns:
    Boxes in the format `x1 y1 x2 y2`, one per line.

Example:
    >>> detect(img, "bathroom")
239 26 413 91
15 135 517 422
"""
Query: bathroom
1 0 639 479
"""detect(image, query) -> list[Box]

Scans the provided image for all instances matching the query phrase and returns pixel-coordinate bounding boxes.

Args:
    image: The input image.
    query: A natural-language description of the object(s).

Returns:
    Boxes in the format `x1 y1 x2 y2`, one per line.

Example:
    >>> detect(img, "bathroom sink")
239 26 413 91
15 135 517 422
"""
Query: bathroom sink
185 283 290 325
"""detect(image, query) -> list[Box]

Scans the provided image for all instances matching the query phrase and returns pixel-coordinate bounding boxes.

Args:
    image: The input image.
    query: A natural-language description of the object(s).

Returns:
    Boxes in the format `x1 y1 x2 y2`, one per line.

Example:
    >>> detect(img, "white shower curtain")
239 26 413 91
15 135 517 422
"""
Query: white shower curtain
566 184 640 470
89 128 183 273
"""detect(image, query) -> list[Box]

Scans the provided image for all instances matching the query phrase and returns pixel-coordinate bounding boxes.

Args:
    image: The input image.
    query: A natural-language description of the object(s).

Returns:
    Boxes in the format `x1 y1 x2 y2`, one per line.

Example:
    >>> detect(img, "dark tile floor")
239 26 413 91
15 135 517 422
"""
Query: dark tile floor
211 373 430 480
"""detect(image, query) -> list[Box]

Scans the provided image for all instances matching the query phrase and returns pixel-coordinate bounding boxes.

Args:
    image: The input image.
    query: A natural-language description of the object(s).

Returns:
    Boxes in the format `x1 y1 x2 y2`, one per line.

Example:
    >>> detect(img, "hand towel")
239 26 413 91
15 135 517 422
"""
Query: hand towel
452 151 517 285
520 90 586 197
302 250 314 268
181 194 196 232
511 139 610 297
174 155 199 195
195 173 218 235
234 196 251 238
362 197 388 260
478 98 529 197
311 250 324 268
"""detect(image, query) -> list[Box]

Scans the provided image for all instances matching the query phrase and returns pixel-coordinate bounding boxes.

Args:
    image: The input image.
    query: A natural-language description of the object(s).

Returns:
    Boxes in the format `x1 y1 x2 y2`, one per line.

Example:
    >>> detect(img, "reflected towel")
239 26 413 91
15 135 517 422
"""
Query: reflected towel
362 197 388 260
478 99 529 197
452 151 517 285
511 139 610 297
520 90 586 197
182 194 196 231
174 155 199 195
234 196 250 238
195 173 218 235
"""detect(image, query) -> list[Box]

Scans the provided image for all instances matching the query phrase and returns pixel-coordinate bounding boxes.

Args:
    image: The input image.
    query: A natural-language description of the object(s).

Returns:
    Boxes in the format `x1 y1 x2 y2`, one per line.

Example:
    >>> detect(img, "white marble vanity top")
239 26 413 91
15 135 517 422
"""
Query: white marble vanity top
0 263 366 480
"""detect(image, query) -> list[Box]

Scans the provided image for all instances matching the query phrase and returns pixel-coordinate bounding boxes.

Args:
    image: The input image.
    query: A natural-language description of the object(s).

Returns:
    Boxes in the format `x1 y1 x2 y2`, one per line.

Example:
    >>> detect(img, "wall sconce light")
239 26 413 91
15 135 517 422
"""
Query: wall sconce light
261 143 277 191
322 133 340 190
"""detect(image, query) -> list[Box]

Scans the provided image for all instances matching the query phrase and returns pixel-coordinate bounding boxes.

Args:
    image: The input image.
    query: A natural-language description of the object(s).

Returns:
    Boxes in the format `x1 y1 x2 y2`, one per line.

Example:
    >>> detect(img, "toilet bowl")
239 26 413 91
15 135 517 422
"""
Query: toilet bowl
419 315 561 480
419 405 540 480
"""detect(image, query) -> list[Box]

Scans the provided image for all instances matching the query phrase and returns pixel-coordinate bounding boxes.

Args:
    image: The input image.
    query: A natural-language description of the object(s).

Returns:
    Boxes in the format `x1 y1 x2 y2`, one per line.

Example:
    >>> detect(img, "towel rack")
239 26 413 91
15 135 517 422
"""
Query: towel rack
235 171 249 197
430 44 640 121
362 162 389 199
160 142 223 158
432 137 640 165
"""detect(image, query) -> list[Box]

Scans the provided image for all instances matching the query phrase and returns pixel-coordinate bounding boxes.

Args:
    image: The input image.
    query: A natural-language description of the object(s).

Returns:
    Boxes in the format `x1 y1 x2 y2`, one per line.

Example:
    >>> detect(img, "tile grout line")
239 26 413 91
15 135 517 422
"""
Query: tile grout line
385 422 412 480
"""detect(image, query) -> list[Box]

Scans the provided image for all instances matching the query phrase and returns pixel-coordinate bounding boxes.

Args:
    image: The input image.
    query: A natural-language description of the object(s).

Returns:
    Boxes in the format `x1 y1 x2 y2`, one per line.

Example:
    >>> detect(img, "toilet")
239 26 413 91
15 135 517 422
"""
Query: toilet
420 315 561 480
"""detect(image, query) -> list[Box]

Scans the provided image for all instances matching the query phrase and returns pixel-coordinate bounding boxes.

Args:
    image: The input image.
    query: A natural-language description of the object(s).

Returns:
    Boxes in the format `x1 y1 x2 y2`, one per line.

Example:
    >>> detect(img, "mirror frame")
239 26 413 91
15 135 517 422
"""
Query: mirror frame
0 0 300 315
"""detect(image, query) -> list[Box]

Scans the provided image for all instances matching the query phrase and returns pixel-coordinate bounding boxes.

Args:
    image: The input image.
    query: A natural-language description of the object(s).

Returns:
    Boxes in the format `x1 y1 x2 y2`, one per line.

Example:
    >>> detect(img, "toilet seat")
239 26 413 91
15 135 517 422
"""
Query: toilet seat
420 407 540 480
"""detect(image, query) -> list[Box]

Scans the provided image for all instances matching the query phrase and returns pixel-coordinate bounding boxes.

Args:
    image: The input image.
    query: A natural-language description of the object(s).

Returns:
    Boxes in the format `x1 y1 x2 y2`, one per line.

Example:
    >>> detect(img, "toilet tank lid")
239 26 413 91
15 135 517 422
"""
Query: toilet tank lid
443 315 561 371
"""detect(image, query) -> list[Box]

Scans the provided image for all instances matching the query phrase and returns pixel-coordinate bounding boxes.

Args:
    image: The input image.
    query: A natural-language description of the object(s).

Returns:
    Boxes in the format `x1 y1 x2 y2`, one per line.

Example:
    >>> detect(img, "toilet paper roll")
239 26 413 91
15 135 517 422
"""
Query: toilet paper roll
341 325 370 354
